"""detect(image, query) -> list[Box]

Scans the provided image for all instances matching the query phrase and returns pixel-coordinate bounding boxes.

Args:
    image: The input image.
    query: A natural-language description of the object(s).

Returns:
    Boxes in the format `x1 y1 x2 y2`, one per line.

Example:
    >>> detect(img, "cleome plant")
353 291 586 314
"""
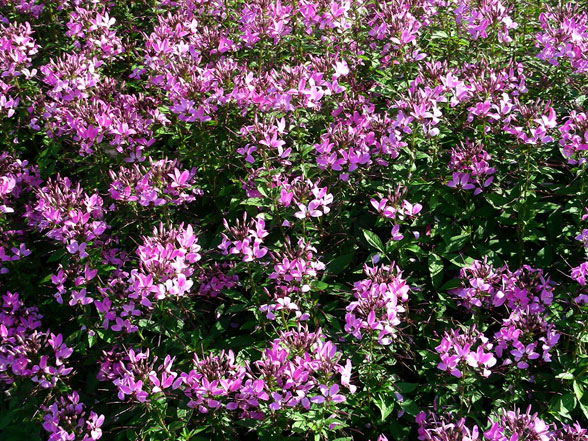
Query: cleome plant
1 0 588 440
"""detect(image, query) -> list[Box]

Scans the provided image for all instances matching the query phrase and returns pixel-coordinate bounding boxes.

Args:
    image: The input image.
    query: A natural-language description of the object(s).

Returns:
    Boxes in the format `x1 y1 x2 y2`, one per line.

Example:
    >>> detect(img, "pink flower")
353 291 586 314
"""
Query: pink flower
310 383 346 404
447 172 475 190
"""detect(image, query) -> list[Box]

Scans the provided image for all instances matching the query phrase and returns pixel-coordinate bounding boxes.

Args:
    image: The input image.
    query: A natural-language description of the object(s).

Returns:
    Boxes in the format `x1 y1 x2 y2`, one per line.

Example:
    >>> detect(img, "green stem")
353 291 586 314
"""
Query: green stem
517 146 532 266
459 369 467 417
573 319 588 361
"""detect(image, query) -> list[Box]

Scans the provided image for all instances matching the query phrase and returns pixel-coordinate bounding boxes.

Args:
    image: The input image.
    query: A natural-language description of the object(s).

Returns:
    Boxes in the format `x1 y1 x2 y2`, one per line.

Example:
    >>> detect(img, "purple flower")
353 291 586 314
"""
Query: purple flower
447 172 476 190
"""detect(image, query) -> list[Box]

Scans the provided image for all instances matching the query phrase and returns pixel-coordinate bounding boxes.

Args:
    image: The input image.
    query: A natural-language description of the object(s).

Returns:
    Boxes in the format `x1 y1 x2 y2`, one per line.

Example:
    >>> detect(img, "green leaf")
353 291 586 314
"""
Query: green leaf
255 182 269 197
580 401 588 420
0 408 16 430
445 254 474 268
440 233 470 254
396 382 419 394
431 30 449 38
404 244 424 256
362 229 385 253
535 246 553 267
87 332 97 348
48 249 66 263
439 278 461 291
40 273 53 284
557 393 576 419
375 395 395 422
574 381 584 401
400 399 420 416
312 280 330 290
428 254 444 289
327 253 354 275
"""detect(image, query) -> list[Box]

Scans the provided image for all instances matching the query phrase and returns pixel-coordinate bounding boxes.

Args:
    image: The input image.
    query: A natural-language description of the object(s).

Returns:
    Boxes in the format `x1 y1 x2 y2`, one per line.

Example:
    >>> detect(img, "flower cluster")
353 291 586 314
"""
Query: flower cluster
97 327 358 420
25 175 108 258
442 260 559 373
493 307 560 369
0 0 44 18
571 261 588 304
370 198 423 222
254 327 356 411
417 407 588 441
416 410 481 440
42 391 104 441
0 228 30 274
109 157 202 207
556 422 588 441
177 349 255 415
51 262 97 306
259 238 325 320
65 6 124 59
219 213 269 262
315 99 405 181
238 116 290 164
197 262 239 297
0 20 38 117
94 275 140 334
97 347 153 403
370 186 423 240
37 51 160 158
0 291 73 388
447 139 495 195
454 0 517 43
435 326 497 378
366 0 426 66
536 2 588 75
450 260 553 312
276 176 334 220
559 110 588 165
0 153 39 272
129 223 201 303
270 237 325 293
484 406 552 441
345 264 410 345
0 152 40 213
